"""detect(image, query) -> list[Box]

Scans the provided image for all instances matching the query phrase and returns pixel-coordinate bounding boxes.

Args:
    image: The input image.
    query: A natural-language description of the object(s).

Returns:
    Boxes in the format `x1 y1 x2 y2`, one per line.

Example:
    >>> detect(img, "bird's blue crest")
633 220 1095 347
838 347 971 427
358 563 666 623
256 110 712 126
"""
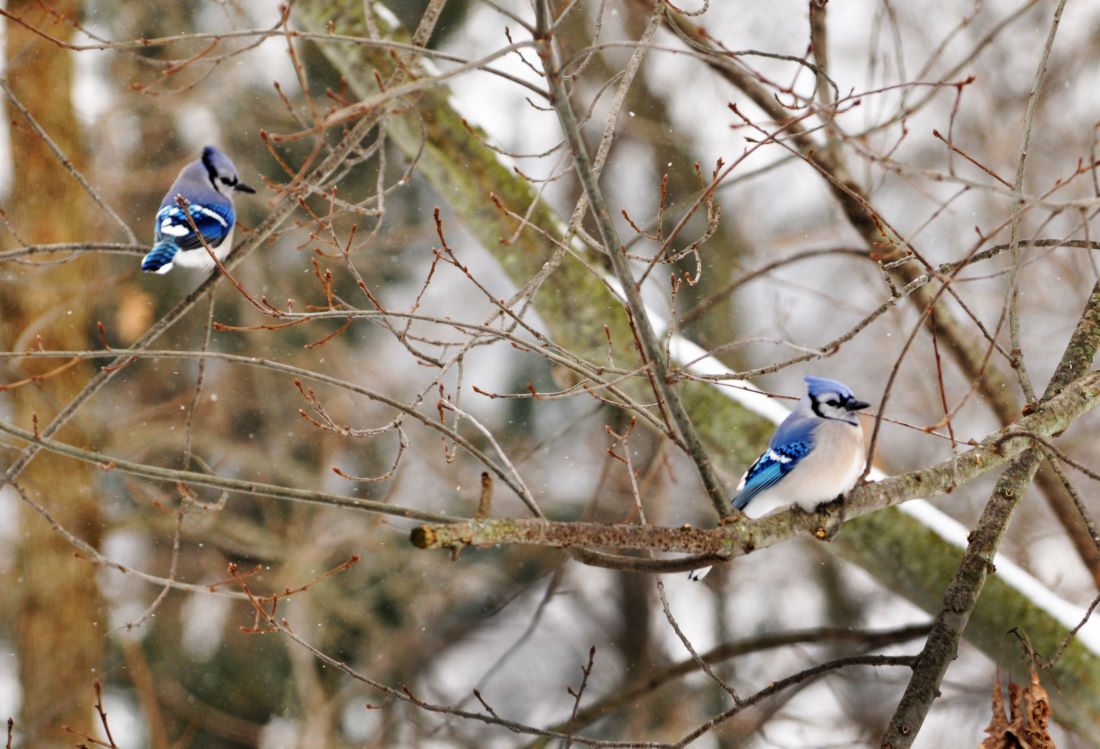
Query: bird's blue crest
804 376 855 399
202 146 236 175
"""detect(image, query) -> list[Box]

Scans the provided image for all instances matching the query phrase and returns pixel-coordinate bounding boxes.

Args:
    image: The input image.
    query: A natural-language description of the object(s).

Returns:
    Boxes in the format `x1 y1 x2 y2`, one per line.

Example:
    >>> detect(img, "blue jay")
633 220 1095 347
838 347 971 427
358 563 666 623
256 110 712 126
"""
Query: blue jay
732 376 870 519
689 376 869 581
141 146 255 274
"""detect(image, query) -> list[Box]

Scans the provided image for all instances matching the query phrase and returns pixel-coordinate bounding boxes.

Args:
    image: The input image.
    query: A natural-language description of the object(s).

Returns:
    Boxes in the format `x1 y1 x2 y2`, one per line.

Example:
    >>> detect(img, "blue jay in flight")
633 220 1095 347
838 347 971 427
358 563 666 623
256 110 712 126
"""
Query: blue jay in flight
689 377 869 581
141 146 255 274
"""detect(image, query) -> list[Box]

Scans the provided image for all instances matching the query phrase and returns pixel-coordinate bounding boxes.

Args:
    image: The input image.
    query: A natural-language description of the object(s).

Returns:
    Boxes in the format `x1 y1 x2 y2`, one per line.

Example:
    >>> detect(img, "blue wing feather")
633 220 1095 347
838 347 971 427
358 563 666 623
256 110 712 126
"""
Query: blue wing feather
141 241 179 272
154 201 234 251
732 414 817 511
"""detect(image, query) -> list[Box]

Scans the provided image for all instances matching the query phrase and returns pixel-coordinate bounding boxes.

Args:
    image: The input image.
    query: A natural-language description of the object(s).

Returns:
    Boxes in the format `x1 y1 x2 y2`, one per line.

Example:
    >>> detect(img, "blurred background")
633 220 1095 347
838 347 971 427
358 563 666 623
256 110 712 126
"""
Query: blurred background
2 0 1100 746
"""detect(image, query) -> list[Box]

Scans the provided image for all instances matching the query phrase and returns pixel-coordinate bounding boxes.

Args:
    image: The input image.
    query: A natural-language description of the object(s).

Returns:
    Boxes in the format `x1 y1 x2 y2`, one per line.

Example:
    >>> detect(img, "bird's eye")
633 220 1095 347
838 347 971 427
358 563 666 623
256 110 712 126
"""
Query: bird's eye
826 399 840 407
221 177 235 186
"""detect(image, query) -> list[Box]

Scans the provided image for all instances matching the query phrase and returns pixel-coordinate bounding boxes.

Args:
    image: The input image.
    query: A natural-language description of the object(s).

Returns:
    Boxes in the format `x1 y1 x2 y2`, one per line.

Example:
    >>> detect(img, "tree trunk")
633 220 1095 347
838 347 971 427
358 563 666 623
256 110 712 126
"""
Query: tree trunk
3 1 106 744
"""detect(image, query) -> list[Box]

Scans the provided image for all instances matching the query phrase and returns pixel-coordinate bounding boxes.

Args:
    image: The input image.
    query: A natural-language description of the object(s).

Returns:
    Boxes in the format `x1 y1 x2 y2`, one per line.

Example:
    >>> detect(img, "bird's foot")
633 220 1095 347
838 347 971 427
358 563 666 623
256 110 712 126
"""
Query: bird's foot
811 494 846 542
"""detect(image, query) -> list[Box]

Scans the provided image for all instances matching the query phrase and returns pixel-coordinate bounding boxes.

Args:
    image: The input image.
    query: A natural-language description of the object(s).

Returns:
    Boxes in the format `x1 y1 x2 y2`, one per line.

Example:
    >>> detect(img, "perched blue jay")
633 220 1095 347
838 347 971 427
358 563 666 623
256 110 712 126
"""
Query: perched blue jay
141 146 255 274
689 376 869 581
732 376 870 518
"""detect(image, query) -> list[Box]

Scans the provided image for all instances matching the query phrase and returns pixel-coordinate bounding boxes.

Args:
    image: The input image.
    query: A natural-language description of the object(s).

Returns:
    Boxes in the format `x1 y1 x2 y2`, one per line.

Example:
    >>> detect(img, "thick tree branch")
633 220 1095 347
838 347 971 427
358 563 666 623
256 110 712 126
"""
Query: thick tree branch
884 119 1092 745
1034 280 1100 586
880 448 1043 747
410 368 1100 557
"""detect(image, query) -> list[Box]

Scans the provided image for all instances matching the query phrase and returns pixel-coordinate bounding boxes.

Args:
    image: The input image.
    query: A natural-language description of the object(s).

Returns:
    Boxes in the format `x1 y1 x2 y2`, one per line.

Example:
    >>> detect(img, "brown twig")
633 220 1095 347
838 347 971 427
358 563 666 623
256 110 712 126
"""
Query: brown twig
62 681 119 748
881 10 1084 728
675 654 917 747
0 103 388 509
0 416 461 523
535 0 729 518
225 564 672 747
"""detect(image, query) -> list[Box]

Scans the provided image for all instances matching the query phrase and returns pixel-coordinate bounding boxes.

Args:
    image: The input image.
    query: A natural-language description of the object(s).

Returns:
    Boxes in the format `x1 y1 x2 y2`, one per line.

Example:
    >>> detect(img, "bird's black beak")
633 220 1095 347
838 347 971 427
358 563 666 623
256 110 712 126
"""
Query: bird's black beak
847 399 871 411
235 182 256 194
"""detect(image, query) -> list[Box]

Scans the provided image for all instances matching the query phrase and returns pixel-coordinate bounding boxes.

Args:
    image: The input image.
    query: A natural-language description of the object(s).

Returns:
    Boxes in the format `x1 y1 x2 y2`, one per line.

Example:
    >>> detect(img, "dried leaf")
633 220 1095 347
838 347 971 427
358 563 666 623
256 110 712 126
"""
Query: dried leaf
979 677 1013 749
1022 667 1054 749
978 670 1056 749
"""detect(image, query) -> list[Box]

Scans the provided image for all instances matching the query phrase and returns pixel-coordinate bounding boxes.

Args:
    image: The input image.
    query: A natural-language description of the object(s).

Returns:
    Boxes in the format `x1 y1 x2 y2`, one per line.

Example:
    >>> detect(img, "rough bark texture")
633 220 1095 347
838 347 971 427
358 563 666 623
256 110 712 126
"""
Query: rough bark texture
2 1 105 744
880 448 1044 748
881 270 1100 746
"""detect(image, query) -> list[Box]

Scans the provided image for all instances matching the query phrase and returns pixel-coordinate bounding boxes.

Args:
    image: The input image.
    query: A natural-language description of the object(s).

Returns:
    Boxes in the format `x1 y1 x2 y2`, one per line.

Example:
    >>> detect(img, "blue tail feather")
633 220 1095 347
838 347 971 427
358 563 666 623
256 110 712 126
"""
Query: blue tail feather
142 241 179 273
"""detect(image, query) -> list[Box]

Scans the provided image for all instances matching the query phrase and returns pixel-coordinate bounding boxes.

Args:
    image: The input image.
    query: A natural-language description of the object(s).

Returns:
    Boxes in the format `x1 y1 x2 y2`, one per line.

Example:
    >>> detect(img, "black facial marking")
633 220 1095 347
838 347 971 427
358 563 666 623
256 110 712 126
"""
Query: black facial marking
811 391 856 421
201 155 223 191
809 392 826 419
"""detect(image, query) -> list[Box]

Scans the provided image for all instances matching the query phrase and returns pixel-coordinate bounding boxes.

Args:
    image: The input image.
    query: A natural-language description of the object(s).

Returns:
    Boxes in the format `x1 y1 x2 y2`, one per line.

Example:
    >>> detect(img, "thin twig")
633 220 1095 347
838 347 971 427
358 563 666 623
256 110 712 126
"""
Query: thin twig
0 111 442 500
675 654 917 747
1005 0 1067 406
225 567 672 748
0 417 461 523
534 624 929 739
535 0 729 518
0 79 137 244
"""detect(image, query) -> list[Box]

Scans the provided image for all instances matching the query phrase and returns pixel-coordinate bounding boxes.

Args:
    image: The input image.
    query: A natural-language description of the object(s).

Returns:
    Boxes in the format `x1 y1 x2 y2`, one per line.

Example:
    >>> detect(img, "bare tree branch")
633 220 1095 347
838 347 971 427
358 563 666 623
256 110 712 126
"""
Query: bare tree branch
410 368 1100 558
